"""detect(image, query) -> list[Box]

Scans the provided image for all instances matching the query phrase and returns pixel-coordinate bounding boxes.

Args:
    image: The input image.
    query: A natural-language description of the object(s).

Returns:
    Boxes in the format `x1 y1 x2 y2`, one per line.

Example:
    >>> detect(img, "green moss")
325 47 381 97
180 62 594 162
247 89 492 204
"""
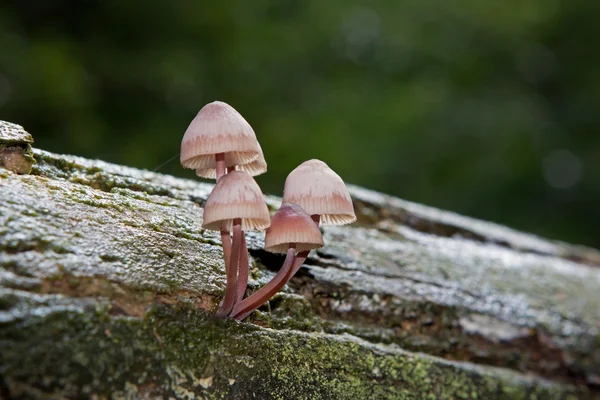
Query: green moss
1 293 589 399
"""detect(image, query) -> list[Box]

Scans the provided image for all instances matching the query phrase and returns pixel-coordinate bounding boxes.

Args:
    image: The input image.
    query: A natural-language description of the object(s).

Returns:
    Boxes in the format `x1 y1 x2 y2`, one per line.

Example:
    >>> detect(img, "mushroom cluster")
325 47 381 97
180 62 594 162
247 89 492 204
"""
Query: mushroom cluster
181 101 356 320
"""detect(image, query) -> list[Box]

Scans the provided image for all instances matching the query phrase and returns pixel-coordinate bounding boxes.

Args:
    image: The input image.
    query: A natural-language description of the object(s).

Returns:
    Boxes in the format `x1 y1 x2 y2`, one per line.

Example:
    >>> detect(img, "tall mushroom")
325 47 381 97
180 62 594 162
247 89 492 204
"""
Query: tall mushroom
202 171 270 317
180 101 261 181
230 202 323 321
181 101 264 308
282 159 356 275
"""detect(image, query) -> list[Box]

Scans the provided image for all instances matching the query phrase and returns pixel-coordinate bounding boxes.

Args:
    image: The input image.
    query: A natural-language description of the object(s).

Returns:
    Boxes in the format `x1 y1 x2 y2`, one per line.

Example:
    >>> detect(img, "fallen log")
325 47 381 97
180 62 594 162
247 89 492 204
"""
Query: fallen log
1 120 599 399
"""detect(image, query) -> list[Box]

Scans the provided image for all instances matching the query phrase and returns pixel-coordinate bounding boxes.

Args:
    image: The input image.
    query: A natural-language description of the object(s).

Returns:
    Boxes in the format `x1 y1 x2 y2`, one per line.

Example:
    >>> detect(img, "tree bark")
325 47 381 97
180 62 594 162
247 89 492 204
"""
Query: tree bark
1 120 599 399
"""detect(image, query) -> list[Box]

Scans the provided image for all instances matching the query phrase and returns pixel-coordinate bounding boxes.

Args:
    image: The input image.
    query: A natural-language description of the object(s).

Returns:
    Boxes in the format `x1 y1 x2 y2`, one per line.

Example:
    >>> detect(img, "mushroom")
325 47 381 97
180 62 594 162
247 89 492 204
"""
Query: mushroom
202 171 270 317
230 202 323 320
180 101 261 181
180 101 264 311
282 159 356 275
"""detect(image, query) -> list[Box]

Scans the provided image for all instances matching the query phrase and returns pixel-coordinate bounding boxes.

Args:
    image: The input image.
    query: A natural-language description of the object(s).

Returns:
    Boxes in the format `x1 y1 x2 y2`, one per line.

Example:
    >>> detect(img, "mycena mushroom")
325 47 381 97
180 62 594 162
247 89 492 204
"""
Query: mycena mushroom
180 101 261 181
230 202 323 320
282 159 356 275
202 171 270 317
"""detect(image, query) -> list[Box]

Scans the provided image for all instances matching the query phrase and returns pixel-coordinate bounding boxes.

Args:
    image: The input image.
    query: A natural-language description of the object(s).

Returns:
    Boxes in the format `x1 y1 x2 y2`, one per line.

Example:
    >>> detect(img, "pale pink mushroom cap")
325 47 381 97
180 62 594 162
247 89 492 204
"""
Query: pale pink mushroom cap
264 203 324 254
181 101 260 171
202 171 271 232
282 159 356 226
196 143 267 179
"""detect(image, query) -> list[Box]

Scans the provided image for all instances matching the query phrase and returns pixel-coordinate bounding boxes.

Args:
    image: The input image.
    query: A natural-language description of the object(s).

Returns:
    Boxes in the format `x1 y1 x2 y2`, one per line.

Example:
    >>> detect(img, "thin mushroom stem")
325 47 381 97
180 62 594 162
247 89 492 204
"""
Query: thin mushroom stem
215 153 226 181
216 154 232 310
289 252 309 278
220 229 232 277
230 245 296 321
216 218 242 317
218 162 236 269
235 232 249 303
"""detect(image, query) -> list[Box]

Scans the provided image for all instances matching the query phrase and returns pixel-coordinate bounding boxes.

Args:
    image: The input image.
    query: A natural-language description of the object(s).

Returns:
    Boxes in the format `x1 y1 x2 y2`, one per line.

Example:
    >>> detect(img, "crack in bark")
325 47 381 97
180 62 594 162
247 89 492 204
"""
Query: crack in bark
353 198 600 268
243 248 597 389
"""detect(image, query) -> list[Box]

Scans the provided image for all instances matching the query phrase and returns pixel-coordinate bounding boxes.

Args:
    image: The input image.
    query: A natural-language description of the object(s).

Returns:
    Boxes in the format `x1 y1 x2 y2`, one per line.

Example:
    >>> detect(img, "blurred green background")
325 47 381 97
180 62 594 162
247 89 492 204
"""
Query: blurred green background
0 1 598 247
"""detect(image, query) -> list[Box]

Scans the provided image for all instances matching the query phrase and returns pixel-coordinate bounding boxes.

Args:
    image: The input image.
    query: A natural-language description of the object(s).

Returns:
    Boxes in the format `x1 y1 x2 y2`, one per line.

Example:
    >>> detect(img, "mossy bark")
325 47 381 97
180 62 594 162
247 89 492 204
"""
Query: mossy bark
0 120 599 399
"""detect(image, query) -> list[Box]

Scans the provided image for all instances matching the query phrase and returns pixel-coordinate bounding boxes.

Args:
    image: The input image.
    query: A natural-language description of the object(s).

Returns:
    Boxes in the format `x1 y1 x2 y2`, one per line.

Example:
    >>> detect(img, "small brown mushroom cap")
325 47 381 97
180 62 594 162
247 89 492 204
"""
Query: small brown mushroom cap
181 101 260 171
202 171 270 232
196 143 267 179
264 203 324 254
282 159 356 226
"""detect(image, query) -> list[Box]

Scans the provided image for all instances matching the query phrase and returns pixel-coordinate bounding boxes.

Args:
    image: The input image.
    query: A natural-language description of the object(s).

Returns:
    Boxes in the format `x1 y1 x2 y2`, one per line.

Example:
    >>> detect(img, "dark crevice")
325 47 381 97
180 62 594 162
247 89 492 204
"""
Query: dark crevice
99 254 121 262
247 248 287 273
1 144 29 153
3 239 73 256
189 195 207 207
3 243 40 255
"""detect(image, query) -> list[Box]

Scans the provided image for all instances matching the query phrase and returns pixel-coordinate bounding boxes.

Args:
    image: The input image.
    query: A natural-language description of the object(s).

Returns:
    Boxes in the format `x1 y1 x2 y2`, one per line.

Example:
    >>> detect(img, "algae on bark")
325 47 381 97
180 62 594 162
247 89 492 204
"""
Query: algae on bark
1 120 599 399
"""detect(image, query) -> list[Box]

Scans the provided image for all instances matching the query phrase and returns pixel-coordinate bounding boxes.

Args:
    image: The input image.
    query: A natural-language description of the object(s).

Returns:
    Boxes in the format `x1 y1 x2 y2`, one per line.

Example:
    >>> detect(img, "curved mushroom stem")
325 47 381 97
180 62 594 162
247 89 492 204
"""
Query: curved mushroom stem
289 252 309 278
216 218 242 317
230 245 296 321
215 153 226 181
235 232 249 303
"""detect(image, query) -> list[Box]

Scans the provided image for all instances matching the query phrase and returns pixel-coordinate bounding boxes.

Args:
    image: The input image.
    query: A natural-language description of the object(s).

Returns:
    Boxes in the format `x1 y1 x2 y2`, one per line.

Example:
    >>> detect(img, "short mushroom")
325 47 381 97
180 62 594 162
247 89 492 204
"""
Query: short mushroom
230 202 323 320
202 171 270 317
282 159 356 275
